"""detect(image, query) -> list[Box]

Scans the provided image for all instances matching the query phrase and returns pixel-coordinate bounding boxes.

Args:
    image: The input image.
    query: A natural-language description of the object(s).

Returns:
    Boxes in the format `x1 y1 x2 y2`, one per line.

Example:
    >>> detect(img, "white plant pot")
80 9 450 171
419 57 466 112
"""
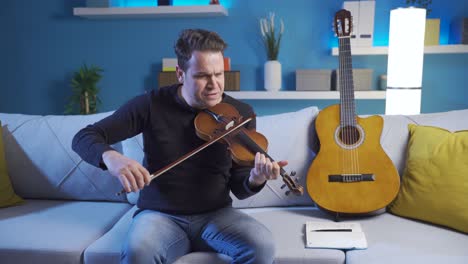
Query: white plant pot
264 60 282 91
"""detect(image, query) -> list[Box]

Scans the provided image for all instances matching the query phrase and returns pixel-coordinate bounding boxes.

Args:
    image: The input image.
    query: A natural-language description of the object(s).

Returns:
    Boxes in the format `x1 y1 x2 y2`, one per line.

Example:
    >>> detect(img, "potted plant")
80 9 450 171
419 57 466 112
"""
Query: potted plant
259 12 284 91
65 64 104 115
405 0 439 46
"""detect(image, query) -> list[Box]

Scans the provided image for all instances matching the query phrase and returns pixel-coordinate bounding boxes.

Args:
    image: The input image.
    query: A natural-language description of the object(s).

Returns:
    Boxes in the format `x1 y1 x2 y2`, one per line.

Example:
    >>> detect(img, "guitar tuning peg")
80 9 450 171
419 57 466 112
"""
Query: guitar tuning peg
280 184 286 189
290 171 296 177
285 190 291 196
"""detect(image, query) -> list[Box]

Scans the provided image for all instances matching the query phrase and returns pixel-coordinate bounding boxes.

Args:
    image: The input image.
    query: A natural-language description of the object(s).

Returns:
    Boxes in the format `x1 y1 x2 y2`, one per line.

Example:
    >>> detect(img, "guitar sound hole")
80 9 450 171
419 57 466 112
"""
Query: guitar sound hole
339 126 361 145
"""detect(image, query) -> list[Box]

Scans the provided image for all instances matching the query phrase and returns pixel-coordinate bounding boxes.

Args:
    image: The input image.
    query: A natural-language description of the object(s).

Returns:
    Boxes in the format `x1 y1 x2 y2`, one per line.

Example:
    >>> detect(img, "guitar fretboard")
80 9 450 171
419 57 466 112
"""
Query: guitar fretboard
337 36 357 127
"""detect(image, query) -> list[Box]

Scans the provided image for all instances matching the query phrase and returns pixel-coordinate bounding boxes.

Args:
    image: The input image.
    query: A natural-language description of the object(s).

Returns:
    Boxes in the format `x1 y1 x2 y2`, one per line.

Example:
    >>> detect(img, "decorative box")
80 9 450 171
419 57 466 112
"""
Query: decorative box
333 68 373 91
158 71 240 91
295 70 332 91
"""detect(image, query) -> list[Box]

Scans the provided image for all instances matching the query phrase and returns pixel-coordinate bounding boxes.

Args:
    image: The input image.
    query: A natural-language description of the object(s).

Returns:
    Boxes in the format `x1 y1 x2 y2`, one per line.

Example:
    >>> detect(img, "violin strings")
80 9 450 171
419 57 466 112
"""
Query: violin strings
211 109 285 175
204 107 302 195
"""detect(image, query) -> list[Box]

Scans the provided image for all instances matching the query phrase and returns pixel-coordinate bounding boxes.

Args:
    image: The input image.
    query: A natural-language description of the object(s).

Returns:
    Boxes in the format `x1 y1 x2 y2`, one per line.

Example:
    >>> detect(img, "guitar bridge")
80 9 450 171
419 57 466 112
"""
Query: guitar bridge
328 174 375 183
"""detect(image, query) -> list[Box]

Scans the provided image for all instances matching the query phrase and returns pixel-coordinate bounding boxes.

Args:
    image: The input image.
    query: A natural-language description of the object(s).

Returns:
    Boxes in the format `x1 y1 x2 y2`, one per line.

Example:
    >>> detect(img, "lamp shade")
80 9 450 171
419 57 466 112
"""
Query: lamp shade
385 7 426 115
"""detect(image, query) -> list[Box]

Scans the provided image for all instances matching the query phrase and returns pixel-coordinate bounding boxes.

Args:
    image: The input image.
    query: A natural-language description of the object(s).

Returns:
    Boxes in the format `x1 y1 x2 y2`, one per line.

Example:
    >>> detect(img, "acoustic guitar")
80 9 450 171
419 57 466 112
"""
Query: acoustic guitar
306 9 400 215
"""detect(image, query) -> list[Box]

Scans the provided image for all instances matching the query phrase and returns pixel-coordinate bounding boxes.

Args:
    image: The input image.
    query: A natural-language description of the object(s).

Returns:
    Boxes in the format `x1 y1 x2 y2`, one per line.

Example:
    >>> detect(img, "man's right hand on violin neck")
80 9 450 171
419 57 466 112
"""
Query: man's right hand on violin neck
102 150 151 193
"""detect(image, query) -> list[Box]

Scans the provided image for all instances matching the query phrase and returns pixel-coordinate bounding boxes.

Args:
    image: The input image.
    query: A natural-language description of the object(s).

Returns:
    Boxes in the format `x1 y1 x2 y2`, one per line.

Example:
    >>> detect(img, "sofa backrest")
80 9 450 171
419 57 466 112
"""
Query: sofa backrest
0 112 126 202
125 107 468 208
230 106 320 208
3 107 466 207
124 106 321 208
229 107 468 209
379 109 468 176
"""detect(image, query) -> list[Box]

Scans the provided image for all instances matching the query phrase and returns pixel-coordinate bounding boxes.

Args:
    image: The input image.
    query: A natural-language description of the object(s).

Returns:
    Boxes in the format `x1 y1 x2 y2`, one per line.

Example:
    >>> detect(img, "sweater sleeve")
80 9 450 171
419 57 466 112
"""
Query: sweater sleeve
229 165 267 200
71 93 151 170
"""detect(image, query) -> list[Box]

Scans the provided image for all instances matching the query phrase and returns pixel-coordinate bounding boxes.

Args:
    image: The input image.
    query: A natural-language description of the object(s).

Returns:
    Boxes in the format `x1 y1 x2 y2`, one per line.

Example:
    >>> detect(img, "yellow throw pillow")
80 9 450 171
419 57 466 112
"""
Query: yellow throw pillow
0 121 24 208
388 124 468 233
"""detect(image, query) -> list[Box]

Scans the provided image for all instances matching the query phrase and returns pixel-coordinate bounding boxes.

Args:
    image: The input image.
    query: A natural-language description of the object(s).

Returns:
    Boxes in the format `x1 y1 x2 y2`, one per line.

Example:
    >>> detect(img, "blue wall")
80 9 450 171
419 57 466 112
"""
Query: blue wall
1 0 467 116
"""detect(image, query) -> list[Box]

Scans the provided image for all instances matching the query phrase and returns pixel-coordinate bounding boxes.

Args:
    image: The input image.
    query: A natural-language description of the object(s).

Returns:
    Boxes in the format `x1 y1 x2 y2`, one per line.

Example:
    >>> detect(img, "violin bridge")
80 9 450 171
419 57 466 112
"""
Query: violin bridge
225 120 235 131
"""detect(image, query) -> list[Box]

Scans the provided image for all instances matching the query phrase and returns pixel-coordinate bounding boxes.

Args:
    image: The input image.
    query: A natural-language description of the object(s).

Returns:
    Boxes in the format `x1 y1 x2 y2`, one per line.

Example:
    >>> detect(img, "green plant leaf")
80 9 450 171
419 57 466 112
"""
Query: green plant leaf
65 63 104 115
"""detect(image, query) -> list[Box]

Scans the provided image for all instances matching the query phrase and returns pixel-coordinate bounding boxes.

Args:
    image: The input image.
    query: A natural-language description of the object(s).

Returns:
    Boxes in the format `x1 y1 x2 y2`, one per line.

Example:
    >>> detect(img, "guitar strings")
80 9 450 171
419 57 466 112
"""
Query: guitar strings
339 36 345 178
340 36 348 177
339 36 360 178
343 37 352 175
346 36 359 177
349 37 359 177
345 37 353 177
340 38 348 177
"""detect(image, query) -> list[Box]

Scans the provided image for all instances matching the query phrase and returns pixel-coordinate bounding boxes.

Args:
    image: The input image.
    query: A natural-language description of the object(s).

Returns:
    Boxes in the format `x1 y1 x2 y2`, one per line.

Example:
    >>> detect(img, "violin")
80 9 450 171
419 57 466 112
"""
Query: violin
195 103 303 196
117 102 303 196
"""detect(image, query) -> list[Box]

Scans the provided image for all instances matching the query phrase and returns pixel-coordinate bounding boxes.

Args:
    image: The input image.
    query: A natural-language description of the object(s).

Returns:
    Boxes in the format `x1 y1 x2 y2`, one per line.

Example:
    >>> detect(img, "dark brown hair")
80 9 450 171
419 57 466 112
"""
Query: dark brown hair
174 29 227 71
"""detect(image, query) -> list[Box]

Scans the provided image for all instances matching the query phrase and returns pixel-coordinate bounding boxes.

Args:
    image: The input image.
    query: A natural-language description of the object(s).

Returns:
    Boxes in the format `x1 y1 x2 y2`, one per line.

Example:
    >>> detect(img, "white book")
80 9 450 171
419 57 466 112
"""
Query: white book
305 221 367 250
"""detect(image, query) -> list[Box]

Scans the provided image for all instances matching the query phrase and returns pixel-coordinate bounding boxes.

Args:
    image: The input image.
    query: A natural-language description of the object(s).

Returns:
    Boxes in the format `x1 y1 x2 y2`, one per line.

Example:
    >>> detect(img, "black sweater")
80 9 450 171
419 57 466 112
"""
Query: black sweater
72 85 263 214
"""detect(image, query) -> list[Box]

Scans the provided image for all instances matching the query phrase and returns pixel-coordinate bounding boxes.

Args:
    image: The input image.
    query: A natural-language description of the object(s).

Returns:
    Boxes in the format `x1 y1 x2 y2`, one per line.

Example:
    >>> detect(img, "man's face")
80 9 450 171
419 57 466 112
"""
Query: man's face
177 50 225 109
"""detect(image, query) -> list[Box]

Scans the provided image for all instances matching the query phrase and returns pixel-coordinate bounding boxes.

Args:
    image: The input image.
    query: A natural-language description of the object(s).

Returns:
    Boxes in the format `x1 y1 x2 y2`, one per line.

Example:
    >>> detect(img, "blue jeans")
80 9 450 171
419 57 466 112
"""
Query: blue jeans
121 206 275 264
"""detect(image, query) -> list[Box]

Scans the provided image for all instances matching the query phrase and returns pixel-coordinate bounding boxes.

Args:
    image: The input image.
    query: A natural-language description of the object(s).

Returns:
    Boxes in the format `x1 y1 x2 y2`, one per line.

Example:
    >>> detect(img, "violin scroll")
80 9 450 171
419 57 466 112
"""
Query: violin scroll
280 170 304 196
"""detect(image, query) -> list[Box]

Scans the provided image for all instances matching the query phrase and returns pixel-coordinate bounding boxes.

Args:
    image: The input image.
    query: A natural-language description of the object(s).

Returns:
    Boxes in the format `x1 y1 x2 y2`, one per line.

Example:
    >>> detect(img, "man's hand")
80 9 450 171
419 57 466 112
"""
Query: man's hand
102 150 151 193
248 152 288 188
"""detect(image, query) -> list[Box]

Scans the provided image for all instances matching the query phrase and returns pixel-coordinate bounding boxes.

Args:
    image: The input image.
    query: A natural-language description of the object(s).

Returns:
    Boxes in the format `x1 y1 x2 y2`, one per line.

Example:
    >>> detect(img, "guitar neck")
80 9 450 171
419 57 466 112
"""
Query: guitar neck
338 36 357 127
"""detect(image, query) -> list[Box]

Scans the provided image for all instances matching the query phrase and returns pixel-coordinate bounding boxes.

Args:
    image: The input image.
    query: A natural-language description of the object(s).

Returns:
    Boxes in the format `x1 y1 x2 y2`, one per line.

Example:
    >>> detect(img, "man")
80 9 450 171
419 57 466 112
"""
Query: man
72 28 287 264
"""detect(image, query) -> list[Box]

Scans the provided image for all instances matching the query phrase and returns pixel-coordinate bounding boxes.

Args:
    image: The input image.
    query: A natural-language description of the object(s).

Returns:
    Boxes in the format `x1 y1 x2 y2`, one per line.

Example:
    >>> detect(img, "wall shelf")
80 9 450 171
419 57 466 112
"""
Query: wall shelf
331 44 468 56
224 91 386 100
73 5 228 19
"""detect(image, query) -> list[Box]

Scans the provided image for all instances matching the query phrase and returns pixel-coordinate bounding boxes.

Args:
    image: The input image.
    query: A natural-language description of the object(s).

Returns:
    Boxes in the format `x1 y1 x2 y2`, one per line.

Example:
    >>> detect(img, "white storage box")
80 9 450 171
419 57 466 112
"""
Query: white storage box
343 0 375 47
296 70 332 91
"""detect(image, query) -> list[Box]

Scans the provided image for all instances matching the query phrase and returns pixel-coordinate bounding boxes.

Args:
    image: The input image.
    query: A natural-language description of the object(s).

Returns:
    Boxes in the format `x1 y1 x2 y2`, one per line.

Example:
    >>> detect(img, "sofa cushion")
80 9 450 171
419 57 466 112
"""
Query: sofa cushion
172 207 349 264
0 200 131 264
388 124 468 233
84 206 138 264
245 207 345 263
85 206 345 264
379 109 468 176
0 112 126 202
0 122 23 207
345 213 468 264
85 206 231 264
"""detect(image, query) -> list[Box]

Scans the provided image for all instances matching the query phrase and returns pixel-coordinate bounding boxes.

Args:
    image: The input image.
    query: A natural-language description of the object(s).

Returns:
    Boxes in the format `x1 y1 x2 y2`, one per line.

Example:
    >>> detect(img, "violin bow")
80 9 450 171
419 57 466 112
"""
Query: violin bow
116 116 254 196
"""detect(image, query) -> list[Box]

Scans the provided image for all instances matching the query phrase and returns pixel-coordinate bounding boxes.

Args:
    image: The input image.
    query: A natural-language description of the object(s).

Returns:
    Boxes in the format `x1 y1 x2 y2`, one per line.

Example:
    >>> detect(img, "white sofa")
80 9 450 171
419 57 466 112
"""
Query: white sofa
1 106 467 264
